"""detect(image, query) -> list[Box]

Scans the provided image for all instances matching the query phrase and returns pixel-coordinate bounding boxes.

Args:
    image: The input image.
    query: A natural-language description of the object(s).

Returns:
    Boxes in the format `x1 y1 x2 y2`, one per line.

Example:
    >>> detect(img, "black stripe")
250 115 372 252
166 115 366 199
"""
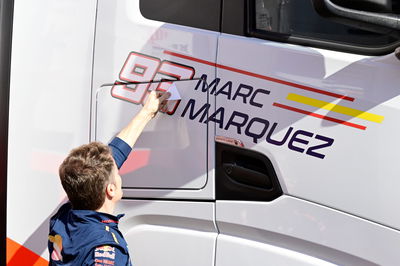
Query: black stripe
0 0 14 265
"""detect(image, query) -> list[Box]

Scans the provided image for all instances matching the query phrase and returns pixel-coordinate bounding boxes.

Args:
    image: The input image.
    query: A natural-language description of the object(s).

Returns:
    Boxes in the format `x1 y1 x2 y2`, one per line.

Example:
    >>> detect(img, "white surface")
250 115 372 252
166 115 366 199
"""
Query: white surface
216 34 400 230
217 235 336 266
117 200 217 266
7 0 97 259
93 0 218 196
216 196 400 266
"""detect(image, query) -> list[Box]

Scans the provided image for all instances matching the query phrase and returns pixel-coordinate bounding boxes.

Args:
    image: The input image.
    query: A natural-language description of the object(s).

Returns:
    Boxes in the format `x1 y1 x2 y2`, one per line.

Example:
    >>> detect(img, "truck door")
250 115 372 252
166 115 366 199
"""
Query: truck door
214 0 400 265
92 0 219 265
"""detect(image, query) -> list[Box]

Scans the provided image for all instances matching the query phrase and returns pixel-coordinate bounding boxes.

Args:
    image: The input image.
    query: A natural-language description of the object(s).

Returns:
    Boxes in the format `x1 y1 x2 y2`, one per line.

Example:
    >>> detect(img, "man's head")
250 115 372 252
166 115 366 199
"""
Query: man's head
59 142 122 210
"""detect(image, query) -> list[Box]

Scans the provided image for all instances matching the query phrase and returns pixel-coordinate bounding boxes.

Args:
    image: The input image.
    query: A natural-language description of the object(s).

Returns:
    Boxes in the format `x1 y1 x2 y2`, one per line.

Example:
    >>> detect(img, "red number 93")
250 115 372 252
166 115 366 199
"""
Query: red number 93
111 52 195 115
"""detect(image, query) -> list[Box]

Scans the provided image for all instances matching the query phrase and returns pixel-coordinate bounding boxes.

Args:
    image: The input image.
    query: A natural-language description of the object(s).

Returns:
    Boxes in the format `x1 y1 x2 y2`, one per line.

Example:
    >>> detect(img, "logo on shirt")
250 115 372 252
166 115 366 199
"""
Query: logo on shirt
95 245 116 266
48 234 63 261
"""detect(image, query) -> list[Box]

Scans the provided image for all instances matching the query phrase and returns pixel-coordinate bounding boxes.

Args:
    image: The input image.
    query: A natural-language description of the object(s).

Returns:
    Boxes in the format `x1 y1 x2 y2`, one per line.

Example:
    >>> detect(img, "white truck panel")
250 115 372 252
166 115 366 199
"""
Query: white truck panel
93 0 218 198
216 196 400 265
117 200 217 266
216 33 400 229
7 0 97 260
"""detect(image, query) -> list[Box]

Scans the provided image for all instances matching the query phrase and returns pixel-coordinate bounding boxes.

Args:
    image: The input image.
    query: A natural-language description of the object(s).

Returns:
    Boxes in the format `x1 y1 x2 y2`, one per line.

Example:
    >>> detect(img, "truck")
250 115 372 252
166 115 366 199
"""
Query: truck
3 0 400 265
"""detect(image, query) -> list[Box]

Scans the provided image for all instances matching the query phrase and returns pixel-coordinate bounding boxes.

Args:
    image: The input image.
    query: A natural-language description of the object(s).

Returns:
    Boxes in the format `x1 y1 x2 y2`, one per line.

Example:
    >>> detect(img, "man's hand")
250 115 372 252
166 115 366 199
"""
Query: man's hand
142 91 171 118
116 90 171 148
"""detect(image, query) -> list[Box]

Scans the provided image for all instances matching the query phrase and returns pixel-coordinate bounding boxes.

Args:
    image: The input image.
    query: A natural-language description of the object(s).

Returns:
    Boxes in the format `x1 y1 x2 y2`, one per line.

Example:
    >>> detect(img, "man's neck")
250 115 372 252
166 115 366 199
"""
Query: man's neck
96 201 115 215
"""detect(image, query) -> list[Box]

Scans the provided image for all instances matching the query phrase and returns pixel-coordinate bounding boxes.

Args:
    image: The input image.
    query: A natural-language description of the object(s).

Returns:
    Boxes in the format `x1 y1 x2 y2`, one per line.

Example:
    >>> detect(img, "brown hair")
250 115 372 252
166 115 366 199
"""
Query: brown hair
59 142 114 210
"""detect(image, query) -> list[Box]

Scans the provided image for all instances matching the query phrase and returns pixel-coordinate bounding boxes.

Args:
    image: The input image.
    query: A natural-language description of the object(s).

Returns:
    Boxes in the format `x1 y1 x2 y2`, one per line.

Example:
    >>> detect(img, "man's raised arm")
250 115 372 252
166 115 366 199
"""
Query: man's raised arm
110 91 170 169
116 90 170 147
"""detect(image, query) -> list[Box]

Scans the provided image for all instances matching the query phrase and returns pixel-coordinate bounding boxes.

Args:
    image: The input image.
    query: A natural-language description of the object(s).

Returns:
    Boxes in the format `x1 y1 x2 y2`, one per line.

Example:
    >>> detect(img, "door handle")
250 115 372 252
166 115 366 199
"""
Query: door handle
223 163 272 189
216 141 282 201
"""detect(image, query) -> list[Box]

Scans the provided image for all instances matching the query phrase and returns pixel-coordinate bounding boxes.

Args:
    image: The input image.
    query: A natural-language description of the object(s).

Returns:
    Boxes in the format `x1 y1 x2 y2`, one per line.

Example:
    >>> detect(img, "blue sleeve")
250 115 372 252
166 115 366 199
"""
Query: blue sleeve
89 245 132 266
108 137 132 169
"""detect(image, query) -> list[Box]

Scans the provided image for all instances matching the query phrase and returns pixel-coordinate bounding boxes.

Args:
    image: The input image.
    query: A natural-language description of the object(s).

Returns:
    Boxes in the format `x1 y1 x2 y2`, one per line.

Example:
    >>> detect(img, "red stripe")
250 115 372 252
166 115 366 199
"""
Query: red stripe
164 50 216 67
163 50 354 102
102 219 119 224
273 102 366 130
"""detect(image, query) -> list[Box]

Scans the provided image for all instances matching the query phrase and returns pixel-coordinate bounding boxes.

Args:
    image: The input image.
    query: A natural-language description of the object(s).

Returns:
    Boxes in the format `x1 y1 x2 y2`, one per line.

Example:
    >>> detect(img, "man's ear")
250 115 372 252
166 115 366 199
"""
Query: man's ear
105 183 116 198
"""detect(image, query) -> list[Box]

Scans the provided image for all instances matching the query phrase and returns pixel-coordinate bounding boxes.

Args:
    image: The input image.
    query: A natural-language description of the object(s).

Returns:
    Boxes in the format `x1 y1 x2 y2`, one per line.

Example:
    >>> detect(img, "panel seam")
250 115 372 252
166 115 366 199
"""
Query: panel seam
89 0 99 142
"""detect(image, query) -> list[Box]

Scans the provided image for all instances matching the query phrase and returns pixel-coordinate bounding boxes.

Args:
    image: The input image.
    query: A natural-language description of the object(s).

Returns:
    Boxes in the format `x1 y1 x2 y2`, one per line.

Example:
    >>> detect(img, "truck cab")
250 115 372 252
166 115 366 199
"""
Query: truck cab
4 0 400 265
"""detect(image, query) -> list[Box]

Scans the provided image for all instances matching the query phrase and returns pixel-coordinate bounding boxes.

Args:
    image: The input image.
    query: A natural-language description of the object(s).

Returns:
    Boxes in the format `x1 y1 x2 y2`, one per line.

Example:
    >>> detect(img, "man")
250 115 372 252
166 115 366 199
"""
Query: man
48 90 170 265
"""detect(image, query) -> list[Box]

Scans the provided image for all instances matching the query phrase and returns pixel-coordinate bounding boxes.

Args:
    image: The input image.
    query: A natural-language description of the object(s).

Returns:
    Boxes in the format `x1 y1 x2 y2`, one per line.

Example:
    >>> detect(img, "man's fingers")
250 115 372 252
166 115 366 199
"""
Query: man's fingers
159 103 167 112
154 91 166 97
154 91 163 97
147 90 158 101
160 100 168 108
146 91 171 113
160 91 171 101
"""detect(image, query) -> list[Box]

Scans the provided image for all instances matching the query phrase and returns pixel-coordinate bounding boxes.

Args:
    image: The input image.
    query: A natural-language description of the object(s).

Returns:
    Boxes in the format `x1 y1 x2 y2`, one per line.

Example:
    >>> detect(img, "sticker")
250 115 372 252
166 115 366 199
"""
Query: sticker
166 83 181 100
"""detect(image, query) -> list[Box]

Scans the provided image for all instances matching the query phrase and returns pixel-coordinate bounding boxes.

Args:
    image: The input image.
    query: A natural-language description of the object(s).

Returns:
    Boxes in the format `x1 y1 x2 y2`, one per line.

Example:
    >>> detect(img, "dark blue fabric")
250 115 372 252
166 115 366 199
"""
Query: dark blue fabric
109 137 132 169
48 203 132 265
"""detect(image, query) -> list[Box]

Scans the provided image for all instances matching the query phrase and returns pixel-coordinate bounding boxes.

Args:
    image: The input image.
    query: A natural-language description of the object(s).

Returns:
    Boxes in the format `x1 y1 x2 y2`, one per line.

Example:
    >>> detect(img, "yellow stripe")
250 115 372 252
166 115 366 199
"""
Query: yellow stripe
287 93 384 123
111 232 119 244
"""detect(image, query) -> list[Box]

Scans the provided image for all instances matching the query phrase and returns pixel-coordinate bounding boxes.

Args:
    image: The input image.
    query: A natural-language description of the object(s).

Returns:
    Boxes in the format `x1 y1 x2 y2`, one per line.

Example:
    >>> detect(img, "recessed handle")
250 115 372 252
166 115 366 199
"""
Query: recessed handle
223 163 272 189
